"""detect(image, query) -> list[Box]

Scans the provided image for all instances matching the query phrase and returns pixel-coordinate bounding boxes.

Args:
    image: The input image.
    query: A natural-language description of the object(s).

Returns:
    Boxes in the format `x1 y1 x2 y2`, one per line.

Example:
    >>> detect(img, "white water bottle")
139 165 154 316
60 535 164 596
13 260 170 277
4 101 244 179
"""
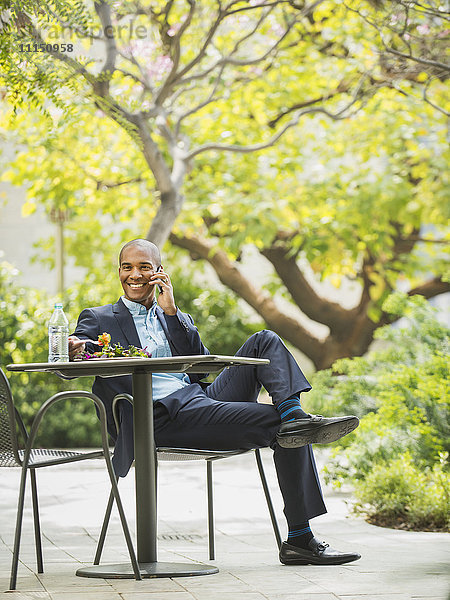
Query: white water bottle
48 303 69 362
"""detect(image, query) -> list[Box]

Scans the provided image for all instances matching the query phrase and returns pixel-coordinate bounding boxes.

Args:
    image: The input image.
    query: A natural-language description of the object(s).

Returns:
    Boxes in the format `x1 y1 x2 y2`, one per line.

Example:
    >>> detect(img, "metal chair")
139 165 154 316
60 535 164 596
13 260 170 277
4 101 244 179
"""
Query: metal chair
94 393 282 564
0 368 141 590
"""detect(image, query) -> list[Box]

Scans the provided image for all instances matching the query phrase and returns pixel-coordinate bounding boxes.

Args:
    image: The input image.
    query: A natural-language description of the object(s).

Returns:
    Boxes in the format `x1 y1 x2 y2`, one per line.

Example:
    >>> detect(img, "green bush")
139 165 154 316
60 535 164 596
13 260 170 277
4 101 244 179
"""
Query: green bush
308 292 449 531
0 260 102 447
354 452 449 531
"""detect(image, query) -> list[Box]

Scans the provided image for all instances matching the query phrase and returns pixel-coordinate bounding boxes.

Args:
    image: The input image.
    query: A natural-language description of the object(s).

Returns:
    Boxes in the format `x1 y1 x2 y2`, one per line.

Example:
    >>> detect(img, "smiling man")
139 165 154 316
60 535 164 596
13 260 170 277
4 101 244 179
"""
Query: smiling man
69 238 361 567
118 240 176 313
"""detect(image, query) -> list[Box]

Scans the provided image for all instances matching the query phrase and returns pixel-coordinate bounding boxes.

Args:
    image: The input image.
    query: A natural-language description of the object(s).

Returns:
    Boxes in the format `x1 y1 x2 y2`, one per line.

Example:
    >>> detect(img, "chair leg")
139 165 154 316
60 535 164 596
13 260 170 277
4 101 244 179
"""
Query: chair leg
94 487 115 565
10 466 29 590
30 469 43 573
206 461 215 560
108 474 141 580
96 454 159 574
254 449 282 550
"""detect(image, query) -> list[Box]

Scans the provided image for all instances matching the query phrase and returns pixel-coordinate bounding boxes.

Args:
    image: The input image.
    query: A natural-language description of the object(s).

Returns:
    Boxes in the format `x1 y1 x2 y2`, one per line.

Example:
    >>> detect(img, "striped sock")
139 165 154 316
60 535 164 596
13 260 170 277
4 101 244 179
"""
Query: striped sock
287 522 314 549
276 396 309 423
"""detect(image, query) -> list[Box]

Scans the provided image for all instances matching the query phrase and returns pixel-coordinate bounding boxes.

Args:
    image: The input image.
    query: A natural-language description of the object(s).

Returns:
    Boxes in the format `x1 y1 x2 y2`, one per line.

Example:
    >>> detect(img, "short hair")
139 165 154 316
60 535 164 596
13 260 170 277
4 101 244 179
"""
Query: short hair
119 239 161 266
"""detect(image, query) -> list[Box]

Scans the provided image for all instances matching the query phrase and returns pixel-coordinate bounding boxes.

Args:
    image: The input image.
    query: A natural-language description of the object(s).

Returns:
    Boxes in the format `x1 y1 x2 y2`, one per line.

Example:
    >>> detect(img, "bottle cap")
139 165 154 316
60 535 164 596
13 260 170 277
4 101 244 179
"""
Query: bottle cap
54 303 63 309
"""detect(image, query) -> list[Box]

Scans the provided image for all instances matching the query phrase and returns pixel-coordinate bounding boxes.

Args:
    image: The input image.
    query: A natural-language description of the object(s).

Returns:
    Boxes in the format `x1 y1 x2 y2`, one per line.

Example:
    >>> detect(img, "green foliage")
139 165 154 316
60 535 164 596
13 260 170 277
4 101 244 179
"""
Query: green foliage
354 452 449 531
307 293 449 530
2 84 447 364
0 258 102 447
346 1 449 107
0 0 89 111
0 104 152 279
182 90 449 289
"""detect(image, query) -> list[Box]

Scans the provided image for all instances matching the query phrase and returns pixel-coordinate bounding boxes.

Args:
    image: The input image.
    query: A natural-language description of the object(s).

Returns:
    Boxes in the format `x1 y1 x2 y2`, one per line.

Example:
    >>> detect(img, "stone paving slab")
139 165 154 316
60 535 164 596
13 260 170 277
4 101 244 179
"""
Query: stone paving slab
1 450 449 600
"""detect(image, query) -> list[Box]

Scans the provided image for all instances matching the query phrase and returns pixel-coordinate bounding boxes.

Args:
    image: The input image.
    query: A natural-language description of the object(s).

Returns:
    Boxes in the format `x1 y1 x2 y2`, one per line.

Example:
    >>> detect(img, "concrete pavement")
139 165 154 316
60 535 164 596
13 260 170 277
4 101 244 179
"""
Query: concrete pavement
1 449 449 600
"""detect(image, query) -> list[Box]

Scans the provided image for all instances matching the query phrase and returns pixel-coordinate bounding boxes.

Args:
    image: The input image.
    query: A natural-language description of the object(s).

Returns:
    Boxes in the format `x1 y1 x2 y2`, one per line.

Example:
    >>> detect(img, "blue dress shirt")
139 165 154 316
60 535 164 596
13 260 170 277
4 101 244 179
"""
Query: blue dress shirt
121 296 191 401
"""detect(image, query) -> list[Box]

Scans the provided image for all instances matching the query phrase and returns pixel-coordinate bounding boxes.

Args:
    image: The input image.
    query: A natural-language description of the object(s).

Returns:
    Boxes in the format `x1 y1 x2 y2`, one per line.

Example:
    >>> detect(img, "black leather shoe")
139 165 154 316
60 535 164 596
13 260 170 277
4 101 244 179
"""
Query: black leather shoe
276 414 359 448
279 538 361 565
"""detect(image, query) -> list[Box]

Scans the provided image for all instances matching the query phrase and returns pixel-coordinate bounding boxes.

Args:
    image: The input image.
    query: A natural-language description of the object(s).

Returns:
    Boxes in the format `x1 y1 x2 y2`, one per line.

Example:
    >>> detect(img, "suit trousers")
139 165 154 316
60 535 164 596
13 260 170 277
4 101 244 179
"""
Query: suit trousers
150 330 327 525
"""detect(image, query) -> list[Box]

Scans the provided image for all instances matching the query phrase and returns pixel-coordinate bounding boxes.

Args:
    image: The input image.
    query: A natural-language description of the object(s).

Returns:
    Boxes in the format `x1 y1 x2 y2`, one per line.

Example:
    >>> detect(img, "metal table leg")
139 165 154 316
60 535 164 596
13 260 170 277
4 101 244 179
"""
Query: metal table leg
77 371 218 579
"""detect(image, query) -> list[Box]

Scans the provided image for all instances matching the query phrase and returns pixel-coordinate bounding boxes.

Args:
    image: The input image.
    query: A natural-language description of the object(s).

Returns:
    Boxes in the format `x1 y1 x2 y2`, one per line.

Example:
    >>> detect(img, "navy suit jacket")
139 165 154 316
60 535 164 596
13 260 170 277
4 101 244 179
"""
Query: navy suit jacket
73 298 209 475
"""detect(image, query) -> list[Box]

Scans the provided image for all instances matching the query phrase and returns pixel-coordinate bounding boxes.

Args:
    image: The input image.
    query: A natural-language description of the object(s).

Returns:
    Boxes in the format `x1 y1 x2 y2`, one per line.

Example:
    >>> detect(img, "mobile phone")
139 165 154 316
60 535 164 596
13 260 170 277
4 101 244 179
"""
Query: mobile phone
156 265 163 293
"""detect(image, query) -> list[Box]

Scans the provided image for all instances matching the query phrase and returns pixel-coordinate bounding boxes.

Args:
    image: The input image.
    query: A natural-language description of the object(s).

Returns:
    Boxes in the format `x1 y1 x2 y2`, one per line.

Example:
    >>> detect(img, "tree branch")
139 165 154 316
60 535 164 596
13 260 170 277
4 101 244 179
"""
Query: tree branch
186 82 365 159
345 2 450 77
94 0 118 95
216 10 300 68
95 177 143 190
422 79 450 117
131 113 173 194
268 80 352 127
154 3 224 106
408 277 450 299
153 0 197 106
397 2 450 21
261 244 357 336
160 0 321 104
116 50 155 94
383 44 449 75
20 16 141 135
175 62 227 135
170 231 325 364
224 0 292 16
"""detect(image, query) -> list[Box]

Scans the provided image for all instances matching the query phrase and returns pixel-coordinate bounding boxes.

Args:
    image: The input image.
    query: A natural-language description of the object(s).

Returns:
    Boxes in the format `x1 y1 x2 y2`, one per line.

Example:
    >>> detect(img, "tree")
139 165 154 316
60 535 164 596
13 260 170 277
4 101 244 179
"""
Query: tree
0 0 407 246
346 1 449 116
1 1 448 369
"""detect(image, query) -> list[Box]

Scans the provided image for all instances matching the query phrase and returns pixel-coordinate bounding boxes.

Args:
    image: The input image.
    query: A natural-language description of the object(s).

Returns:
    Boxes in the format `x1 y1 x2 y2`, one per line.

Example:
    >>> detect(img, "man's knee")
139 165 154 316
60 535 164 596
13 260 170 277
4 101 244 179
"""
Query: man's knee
255 329 282 347
260 329 279 340
248 329 278 343
239 329 287 361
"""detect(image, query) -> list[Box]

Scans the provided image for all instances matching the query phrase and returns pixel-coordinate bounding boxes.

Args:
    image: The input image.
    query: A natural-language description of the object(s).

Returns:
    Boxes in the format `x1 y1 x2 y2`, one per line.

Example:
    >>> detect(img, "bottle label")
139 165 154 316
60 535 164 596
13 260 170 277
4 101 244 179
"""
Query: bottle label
48 326 69 362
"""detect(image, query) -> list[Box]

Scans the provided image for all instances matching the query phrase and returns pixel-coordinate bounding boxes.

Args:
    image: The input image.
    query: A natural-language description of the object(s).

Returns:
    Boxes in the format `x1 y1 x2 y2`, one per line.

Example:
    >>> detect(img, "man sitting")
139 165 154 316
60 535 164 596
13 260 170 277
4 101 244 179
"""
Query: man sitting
69 238 361 566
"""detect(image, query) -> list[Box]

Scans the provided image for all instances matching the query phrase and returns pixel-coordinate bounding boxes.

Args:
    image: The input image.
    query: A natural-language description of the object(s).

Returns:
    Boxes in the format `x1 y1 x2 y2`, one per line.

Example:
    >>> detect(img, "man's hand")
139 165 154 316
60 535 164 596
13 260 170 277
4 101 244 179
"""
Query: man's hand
68 336 86 360
151 268 177 316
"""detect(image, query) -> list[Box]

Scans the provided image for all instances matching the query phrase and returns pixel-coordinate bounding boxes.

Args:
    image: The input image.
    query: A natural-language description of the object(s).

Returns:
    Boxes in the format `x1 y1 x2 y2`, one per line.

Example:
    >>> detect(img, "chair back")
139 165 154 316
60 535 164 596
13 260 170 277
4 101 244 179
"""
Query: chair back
0 368 23 467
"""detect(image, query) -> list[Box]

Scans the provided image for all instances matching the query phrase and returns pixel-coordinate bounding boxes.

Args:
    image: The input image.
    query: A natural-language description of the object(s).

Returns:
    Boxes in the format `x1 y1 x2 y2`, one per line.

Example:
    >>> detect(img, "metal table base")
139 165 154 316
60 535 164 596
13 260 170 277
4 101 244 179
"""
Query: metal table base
76 562 219 579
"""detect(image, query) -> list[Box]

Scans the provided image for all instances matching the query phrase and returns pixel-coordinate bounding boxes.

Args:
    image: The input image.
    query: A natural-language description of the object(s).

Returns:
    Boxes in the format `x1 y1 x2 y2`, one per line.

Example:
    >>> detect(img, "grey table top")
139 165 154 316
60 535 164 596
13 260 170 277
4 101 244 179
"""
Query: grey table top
7 355 270 378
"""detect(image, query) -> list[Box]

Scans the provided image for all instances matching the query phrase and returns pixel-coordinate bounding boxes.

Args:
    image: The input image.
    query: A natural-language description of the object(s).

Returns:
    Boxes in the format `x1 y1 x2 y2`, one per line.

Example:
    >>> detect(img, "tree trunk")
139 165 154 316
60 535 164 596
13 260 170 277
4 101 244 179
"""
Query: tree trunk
145 189 184 249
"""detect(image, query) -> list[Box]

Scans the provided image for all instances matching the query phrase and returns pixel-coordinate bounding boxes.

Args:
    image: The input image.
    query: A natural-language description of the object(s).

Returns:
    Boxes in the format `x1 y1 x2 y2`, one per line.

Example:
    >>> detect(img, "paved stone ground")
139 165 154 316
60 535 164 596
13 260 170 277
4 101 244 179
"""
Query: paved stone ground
1 449 449 600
